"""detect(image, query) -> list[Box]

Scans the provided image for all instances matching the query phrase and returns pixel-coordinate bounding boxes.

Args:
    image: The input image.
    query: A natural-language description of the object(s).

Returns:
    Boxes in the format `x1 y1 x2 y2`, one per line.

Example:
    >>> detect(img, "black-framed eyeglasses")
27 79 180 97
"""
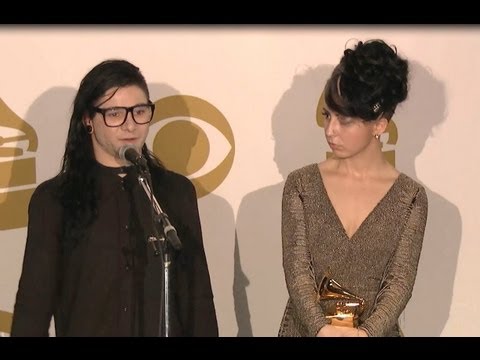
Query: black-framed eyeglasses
93 103 155 127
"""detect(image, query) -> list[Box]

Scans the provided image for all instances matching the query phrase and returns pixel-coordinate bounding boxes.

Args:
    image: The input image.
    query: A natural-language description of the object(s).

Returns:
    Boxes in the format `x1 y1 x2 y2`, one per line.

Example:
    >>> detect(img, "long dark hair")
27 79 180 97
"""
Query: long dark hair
58 59 163 248
324 39 409 122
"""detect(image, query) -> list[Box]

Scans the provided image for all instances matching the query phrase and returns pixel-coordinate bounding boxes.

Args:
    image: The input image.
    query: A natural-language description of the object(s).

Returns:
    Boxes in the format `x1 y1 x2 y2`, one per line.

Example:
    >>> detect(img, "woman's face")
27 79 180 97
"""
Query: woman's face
322 105 377 159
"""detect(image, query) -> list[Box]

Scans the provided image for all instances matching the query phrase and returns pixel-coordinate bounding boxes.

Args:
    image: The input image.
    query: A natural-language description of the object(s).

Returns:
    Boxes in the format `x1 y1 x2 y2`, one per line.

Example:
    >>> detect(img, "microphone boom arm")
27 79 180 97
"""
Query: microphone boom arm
135 168 182 337
137 174 183 251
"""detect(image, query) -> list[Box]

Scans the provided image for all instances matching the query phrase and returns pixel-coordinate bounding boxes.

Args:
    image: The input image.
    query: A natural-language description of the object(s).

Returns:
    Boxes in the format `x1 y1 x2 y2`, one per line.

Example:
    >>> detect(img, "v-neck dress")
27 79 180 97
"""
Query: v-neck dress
278 163 428 337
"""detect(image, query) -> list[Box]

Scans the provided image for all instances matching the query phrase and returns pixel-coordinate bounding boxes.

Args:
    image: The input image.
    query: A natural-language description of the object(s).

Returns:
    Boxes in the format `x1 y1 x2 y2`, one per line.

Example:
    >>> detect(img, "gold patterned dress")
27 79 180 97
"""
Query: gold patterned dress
278 164 428 337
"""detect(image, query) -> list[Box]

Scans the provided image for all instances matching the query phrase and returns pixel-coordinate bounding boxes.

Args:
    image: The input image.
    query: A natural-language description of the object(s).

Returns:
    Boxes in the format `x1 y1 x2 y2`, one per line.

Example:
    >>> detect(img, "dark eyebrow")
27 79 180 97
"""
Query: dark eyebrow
96 103 151 110
323 106 344 119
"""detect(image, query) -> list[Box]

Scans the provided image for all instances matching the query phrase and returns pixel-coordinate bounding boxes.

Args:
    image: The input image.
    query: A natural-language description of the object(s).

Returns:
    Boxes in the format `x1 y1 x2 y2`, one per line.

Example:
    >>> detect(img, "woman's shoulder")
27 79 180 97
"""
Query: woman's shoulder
283 164 322 195
396 173 428 206
398 173 426 193
287 163 320 180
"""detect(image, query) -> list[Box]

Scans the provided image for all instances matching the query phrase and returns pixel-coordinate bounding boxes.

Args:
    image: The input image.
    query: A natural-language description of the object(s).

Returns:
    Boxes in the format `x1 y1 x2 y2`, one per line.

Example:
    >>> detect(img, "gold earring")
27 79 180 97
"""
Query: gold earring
374 134 380 140
86 124 93 134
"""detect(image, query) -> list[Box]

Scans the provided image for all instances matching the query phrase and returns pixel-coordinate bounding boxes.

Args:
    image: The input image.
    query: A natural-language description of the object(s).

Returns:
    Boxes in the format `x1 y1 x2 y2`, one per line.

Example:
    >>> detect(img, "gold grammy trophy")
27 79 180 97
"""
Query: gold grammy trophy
317 276 365 328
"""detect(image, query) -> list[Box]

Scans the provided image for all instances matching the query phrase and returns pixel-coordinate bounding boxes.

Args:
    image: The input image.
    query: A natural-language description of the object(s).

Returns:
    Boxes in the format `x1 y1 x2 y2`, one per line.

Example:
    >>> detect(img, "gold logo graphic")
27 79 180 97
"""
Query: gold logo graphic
316 93 398 166
151 95 235 198
0 98 38 230
0 309 12 336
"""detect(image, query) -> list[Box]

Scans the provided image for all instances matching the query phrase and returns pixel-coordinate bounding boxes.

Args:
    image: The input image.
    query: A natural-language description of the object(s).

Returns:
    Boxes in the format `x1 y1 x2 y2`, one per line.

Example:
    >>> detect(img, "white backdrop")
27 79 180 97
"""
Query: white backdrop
0 26 479 336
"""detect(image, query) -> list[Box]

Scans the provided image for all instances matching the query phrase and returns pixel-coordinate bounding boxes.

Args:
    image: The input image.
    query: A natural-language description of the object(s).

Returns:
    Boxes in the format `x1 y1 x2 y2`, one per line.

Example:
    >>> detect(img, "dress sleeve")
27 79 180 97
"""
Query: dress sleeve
11 183 61 336
282 171 330 336
359 186 428 337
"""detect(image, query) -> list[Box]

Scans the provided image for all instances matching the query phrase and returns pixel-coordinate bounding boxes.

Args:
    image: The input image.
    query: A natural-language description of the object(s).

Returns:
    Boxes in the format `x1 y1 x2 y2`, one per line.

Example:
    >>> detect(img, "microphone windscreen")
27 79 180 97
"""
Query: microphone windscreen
118 144 138 163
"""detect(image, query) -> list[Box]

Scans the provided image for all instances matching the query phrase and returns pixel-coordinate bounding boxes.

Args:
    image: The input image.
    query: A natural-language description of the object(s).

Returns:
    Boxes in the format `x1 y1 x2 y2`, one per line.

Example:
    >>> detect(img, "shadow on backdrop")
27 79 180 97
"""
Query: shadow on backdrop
25 87 77 179
236 65 334 336
148 84 236 336
396 62 461 337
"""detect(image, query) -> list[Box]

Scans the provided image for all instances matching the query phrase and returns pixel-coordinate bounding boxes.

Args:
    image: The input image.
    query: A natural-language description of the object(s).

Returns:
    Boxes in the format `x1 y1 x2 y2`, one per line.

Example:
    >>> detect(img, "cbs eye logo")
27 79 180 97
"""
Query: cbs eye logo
316 92 398 166
147 95 235 198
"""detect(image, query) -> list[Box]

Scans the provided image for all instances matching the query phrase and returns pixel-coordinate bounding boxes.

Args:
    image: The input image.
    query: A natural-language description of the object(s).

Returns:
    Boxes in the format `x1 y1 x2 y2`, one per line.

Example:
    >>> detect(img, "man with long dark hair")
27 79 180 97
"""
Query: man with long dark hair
11 59 218 336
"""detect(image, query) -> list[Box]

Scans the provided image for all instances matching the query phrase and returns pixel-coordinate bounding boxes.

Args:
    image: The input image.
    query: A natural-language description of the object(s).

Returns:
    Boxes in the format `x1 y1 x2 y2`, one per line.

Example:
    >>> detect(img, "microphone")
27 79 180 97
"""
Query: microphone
119 144 148 169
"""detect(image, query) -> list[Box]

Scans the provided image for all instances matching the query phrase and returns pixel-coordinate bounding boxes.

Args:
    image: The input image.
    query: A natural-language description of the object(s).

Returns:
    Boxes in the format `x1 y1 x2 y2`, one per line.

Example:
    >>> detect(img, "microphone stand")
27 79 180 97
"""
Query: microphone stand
135 165 183 337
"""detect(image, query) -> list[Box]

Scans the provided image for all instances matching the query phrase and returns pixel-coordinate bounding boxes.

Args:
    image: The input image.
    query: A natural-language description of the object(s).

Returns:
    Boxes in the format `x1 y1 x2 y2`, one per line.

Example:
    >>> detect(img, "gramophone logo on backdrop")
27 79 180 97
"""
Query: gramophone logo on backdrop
316 93 398 166
0 98 38 230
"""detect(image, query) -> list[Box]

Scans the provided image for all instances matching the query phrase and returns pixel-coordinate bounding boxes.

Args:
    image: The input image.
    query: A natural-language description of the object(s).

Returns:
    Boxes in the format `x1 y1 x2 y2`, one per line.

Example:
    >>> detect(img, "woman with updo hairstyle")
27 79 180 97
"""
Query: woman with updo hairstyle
279 39 428 337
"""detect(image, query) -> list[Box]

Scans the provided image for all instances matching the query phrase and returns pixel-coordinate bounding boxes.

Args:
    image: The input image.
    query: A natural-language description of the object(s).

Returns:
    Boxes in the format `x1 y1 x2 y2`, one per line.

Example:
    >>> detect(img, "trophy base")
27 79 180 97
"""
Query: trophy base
327 315 357 328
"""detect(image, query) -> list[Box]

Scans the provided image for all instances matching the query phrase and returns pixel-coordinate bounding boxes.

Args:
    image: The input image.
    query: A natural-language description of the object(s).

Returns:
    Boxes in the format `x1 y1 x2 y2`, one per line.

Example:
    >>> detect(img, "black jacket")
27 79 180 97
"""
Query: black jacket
11 163 218 336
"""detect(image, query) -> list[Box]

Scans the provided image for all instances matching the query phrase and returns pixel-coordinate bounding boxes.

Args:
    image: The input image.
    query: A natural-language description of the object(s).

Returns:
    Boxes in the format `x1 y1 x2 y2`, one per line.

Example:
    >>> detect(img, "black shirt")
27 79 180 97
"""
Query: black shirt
11 163 218 336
